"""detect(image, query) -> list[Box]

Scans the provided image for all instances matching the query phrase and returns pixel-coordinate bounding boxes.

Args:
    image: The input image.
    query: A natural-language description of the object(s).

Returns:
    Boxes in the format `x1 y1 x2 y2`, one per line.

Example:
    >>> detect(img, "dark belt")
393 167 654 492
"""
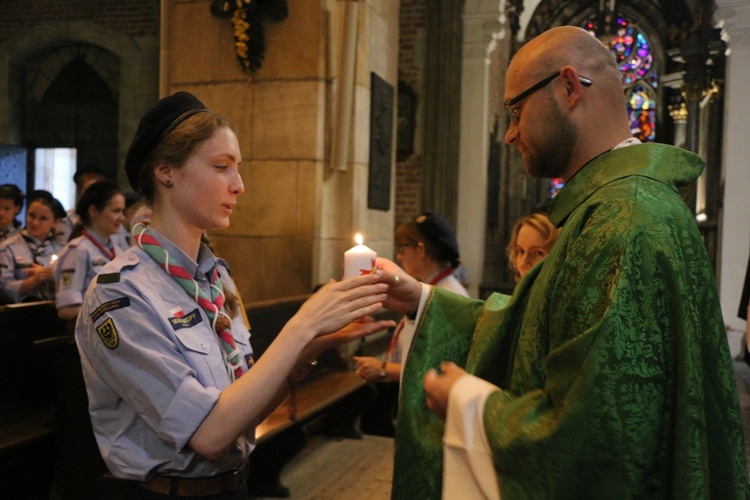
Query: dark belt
138 460 249 497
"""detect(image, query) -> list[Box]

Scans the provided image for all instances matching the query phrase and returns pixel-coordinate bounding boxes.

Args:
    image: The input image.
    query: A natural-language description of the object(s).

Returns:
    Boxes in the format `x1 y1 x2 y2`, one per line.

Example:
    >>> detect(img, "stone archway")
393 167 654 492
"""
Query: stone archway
19 43 120 177
0 20 158 188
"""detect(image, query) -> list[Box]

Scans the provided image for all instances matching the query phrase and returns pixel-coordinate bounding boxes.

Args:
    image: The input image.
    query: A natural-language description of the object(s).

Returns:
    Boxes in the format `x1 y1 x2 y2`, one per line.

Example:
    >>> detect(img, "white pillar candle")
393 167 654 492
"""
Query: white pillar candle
344 233 377 278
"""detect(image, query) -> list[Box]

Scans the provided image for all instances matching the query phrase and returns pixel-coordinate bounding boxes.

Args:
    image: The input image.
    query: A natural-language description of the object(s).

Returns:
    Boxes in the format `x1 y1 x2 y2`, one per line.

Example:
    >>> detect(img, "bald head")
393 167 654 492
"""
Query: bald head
504 26 633 179
510 27 620 93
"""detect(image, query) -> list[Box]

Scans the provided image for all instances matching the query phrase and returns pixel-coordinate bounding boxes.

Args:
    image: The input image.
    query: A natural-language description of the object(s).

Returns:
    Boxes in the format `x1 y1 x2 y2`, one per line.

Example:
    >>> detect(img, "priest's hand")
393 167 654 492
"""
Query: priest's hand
375 258 421 316
423 361 466 420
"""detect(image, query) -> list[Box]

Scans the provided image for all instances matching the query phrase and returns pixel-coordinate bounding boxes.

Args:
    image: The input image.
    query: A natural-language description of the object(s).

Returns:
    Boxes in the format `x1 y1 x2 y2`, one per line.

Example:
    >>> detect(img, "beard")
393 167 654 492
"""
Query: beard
524 100 577 179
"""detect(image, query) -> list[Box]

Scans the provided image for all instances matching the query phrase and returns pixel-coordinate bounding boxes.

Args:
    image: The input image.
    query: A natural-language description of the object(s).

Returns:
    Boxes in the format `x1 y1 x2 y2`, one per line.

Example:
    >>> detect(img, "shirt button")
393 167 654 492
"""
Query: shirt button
201 344 207 349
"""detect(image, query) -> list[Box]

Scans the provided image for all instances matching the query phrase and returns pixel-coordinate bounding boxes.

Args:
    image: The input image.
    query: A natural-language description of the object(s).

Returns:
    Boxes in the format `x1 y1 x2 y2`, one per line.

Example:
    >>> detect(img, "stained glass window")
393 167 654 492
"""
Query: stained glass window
628 84 657 141
584 17 658 142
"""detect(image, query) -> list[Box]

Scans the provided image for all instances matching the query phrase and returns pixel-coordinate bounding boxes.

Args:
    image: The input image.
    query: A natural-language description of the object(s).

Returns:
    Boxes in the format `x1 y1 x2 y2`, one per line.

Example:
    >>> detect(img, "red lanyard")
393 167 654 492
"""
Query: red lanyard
83 230 116 261
427 267 455 286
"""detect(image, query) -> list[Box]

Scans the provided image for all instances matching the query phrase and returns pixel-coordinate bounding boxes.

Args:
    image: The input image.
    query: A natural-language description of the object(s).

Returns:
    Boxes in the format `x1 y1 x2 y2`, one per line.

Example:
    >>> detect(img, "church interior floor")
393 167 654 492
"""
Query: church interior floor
250 433 395 500
255 360 750 499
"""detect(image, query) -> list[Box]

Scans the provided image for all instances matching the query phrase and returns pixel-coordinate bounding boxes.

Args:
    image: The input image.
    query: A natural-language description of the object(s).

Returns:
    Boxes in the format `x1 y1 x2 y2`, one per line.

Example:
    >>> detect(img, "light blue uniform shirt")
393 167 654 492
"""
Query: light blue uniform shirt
75 228 254 481
0 231 63 303
54 232 124 309
0 223 21 243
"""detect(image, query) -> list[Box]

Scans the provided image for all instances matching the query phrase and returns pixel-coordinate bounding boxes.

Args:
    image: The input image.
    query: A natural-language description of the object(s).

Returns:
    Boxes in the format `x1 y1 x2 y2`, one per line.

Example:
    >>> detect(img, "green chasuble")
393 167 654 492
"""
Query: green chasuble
393 144 749 499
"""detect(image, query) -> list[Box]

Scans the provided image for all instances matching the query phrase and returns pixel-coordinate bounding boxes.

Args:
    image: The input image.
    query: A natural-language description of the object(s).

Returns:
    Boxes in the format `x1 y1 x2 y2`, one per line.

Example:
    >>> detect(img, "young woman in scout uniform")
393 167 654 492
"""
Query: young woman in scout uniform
0 190 65 303
54 180 126 320
75 92 393 499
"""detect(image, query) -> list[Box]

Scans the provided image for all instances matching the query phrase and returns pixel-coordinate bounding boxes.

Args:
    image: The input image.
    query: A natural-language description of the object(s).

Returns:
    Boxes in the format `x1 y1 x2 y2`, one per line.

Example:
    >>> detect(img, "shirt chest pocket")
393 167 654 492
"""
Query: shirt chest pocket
174 327 213 356
170 312 236 385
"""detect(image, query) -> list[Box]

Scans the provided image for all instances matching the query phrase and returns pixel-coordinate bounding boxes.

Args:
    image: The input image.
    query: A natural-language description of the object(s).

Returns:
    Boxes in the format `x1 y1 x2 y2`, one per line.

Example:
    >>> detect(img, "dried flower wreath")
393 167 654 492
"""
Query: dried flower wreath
210 0 289 75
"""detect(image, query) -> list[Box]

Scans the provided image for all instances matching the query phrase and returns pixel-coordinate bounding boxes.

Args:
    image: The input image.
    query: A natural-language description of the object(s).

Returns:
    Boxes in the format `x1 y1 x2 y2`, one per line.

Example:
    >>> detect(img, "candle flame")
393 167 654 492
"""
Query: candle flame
355 233 363 245
50 254 58 263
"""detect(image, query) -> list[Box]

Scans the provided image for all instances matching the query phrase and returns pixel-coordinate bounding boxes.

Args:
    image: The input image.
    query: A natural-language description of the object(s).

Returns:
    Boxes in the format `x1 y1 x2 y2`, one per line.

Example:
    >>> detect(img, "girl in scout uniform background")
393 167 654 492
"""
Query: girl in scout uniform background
55 180 126 320
0 190 65 303
75 92 393 499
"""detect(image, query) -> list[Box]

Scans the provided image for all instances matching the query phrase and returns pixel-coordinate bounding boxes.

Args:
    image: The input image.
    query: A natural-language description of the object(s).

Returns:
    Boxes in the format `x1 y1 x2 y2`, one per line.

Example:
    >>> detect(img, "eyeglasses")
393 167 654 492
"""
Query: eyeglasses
504 71 593 124
396 242 419 255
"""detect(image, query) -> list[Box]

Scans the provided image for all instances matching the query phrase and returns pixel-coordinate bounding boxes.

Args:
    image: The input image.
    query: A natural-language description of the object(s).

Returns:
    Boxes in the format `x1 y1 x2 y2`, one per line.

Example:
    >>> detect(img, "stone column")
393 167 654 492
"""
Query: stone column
164 0 399 302
716 0 750 344
457 1 503 298
420 0 465 225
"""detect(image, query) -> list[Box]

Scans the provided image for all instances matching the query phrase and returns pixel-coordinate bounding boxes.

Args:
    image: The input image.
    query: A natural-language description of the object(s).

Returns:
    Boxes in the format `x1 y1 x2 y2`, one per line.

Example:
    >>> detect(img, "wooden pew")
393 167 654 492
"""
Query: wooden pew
0 300 112 498
244 294 396 497
0 301 67 497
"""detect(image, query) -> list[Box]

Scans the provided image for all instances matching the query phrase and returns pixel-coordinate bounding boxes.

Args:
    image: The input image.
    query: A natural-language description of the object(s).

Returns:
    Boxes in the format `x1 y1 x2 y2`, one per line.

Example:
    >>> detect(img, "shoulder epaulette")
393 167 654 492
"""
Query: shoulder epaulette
97 273 121 284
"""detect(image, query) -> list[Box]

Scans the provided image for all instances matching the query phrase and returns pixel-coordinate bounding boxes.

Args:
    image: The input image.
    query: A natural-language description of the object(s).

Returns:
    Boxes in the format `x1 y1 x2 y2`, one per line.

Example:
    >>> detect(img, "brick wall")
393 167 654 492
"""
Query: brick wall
394 154 421 228
395 0 425 229
397 0 424 97
0 0 159 43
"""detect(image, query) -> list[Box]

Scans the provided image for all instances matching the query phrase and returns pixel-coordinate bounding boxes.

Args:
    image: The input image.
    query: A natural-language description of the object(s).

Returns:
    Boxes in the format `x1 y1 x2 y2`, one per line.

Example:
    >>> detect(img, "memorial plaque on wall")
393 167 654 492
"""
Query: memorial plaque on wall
368 72 394 211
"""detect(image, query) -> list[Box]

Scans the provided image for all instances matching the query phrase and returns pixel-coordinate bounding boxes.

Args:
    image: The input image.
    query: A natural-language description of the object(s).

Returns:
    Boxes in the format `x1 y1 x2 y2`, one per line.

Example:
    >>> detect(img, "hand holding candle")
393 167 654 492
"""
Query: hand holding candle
344 233 377 278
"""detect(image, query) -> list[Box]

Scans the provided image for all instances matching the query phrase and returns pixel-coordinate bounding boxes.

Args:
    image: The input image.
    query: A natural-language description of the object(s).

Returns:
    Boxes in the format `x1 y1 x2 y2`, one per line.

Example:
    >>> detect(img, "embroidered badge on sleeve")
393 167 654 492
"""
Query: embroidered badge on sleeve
96 317 119 349
61 269 75 286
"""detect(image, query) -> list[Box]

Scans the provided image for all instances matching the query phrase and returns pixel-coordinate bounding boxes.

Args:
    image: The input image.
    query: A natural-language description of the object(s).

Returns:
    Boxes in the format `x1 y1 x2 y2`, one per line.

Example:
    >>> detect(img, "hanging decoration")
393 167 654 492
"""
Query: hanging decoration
210 0 289 75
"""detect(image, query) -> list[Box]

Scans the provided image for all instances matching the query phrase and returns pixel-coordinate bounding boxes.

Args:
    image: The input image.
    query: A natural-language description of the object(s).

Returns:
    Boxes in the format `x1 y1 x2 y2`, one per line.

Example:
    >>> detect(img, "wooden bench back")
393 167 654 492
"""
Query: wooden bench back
245 294 310 360
0 301 67 423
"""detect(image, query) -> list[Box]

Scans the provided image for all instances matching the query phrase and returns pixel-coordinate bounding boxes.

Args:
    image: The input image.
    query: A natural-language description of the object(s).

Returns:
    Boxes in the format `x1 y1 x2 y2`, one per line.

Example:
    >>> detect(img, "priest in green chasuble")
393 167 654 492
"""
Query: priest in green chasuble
379 26 749 499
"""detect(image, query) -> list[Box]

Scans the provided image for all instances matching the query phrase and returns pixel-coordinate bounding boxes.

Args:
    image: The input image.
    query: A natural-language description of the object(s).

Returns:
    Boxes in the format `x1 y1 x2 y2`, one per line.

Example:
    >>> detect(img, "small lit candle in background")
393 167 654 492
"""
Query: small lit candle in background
50 254 58 267
343 233 377 278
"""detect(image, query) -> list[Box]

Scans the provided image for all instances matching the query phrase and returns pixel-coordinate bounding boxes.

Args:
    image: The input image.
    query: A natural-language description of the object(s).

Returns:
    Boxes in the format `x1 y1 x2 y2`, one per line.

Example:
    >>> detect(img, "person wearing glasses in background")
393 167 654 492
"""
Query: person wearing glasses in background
354 212 468 436
377 26 748 499
506 211 558 282
356 212 468 383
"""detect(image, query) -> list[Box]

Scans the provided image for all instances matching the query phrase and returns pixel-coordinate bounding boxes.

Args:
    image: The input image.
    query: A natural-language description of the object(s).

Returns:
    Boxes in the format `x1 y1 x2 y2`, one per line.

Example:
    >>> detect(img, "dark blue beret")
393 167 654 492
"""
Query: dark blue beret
414 211 461 268
125 92 209 190
27 190 66 219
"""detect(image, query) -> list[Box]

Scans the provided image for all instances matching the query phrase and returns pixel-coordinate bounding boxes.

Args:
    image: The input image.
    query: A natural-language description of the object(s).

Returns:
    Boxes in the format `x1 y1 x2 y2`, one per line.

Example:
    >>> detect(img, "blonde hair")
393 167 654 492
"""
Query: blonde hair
506 212 559 277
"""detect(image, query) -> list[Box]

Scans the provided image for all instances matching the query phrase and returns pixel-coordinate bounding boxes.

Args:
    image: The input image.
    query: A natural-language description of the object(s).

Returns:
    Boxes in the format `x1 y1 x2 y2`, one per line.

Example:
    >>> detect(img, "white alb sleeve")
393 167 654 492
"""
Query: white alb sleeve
397 282 431 381
443 374 502 499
